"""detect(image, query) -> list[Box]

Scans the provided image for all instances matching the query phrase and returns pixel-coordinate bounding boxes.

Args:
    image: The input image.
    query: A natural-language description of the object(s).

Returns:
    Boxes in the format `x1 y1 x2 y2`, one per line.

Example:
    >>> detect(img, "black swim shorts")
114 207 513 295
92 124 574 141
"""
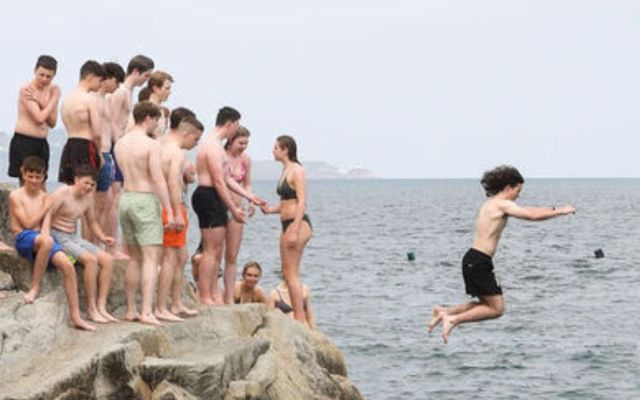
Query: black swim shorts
8 132 50 178
58 138 100 184
191 186 228 228
462 248 503 297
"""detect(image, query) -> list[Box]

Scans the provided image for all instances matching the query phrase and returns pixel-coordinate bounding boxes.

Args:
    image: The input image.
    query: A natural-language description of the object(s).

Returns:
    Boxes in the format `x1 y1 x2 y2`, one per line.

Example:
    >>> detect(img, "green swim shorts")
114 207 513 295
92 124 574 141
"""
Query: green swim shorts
119 192 162 246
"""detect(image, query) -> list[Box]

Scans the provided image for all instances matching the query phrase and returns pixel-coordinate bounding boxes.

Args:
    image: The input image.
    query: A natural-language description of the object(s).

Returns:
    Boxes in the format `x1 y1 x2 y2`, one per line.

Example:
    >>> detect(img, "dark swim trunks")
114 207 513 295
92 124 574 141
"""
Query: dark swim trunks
191 186 228 228
58 138 100 184
462 248 503 297
8 132 50 178
111 144 123 183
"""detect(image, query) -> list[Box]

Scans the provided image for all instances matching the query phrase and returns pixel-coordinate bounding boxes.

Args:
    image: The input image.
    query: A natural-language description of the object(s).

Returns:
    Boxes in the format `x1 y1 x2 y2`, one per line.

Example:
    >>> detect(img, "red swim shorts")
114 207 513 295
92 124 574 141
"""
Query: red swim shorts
162 204 188 248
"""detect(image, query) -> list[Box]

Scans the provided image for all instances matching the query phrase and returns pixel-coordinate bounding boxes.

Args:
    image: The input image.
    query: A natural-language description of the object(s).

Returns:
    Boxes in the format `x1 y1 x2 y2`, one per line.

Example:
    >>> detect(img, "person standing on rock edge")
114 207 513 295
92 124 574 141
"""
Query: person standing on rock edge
428 165 576 344
192 107 264 305
45 164 118 325
9 157 96 330
260 135 313 327
107 54 155 259
155 110 203 321
115 101 175 326
8 55 61 184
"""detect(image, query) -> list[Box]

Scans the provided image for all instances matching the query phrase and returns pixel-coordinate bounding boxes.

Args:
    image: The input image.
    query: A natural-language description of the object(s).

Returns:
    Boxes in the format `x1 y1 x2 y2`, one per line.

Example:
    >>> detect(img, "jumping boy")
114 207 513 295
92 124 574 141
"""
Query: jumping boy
9 156 95 331
428 165 575 343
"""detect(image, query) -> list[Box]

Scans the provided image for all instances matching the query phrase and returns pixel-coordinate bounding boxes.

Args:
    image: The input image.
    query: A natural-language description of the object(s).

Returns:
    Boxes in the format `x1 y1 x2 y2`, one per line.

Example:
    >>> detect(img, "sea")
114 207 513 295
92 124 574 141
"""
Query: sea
194 178 640 400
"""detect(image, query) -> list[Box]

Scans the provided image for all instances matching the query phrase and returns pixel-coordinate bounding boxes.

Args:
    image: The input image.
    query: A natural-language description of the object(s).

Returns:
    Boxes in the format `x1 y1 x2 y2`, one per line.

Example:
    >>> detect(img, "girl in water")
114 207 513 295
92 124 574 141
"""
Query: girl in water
261 135 312 326
234 261 267 304
223 126 255 304
269 279 315 329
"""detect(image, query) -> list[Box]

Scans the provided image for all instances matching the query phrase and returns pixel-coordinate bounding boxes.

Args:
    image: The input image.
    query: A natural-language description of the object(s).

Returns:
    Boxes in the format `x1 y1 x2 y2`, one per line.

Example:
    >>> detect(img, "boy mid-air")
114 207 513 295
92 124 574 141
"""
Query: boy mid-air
429 165 575 344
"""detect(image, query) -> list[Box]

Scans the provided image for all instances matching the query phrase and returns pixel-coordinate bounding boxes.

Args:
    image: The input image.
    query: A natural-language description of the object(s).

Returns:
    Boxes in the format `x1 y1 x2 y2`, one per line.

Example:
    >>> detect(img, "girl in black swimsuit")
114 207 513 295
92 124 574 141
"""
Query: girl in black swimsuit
260 135 313 326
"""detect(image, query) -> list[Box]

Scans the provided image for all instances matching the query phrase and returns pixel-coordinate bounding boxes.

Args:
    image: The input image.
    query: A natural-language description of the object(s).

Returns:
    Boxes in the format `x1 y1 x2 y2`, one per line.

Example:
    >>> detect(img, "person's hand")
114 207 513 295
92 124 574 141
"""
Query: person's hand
174 211 185 232
232 207 247 223
259 203 271 215
248 194 265 206
248 204 256 218
559 205 576 215
25 87 45 107
164 212 176 230
103 236 116 246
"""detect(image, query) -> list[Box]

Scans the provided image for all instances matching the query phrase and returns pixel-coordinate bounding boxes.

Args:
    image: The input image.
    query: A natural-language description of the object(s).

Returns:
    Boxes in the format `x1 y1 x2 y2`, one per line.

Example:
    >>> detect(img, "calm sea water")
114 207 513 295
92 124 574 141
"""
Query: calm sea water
189 179 639 400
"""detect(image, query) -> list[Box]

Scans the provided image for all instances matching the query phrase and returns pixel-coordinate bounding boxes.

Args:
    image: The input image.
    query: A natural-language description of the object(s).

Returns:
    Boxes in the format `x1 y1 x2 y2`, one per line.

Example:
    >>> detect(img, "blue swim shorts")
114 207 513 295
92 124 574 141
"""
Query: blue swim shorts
15 230 63 271
97 152 115 192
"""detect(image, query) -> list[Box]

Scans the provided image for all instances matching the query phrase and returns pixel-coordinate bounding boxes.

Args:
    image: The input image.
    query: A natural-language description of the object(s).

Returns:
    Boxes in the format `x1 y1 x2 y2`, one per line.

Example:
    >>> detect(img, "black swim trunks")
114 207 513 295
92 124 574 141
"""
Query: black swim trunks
8 132 50 178
462 248 502 297
191 186 228 228
58 138 100 184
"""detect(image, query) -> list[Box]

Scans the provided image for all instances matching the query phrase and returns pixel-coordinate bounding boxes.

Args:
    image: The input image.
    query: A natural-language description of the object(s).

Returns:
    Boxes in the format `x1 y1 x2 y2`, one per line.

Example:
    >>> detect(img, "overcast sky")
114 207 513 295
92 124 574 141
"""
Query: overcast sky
1 1 638 178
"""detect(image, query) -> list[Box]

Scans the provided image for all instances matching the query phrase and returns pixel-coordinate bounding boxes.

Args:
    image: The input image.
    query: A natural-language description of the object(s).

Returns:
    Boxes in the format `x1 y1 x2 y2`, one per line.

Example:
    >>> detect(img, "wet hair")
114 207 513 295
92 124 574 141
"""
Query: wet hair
20 156 46 174
103 62 125 83
180 115 204 133
132 101 162 124
80 60 106 80
481 165 525 197
126 54 155 75
169 107 196 129
276 135 301 164
215 106 241 127
224 126 250 150
74 164 98 181
138 87 151 102
35 55 57 72
242 261 262 277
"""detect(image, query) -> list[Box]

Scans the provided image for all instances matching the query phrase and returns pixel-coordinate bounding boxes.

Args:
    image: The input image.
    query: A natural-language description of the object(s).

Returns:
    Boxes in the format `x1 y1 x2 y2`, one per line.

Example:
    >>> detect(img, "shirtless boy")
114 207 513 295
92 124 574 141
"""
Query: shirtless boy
428 165 575 343
8 55 60 182
114 101 175 326
155 111 203 321
45 165 118 324
58 60 106 184
108 55 155 257
93 62 125 242
8 157 95 331
192 107 263 304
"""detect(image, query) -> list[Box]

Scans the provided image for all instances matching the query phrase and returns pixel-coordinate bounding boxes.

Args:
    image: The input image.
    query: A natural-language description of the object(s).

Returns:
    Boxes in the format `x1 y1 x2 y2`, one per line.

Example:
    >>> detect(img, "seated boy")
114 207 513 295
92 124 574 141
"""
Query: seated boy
8 156 95 331
44 164 118 323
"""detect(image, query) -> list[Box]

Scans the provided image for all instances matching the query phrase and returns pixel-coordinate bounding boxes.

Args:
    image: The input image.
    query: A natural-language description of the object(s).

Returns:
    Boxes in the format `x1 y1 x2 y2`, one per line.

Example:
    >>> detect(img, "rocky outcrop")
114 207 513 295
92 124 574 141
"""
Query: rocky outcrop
0 242 363 400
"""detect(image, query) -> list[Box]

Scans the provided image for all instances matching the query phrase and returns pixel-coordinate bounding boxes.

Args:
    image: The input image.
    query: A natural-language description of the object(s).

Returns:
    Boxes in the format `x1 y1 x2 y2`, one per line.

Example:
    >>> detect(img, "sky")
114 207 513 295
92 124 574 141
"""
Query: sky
0 0 638 178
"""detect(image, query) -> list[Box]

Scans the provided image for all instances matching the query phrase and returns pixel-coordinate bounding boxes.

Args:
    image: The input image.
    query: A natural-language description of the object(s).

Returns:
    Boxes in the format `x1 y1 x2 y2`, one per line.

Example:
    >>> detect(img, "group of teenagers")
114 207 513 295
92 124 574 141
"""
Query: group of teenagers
2 54 315 331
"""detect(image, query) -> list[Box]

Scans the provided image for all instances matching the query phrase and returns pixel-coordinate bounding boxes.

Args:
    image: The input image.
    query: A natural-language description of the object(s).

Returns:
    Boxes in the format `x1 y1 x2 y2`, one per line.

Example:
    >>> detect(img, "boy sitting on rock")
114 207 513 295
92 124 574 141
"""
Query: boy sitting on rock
8 156 95 330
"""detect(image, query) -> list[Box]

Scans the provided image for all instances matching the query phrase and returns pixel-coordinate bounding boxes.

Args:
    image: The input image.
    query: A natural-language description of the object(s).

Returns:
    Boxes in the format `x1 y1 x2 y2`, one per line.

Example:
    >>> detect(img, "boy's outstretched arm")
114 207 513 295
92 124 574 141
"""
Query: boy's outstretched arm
501 200 575 221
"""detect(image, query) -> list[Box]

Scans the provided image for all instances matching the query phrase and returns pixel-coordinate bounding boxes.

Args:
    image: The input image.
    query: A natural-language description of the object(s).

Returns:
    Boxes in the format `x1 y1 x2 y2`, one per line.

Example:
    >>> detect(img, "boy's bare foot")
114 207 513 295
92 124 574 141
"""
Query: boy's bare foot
199 296 216 305
88 310 109 324
428 305 446 333
23 288 40 304
154 309 184 322
441 315 457 344
70 318 97 332
171 305 198 317
124 310 140 322
98 308 119 323
112 250 129 261
139 313 162 326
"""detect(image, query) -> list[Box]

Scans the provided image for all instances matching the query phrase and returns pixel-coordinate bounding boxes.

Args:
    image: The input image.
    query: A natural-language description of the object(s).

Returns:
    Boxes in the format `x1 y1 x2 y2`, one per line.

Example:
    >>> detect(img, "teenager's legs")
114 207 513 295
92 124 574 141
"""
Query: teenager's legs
223 220 244 304
24 234 54 303
124 244 142 321
95 251 117 322
280 223 312 324
441 295 504 343
156 247 183 321
171 246 197 316
77 252 107 323
50 252 96 331
198 227 225 305
139 245 162 325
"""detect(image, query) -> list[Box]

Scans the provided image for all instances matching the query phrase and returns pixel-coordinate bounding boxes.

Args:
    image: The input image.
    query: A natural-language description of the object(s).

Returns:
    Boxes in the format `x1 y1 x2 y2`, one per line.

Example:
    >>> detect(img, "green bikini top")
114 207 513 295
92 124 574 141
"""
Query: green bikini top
277 177 297 200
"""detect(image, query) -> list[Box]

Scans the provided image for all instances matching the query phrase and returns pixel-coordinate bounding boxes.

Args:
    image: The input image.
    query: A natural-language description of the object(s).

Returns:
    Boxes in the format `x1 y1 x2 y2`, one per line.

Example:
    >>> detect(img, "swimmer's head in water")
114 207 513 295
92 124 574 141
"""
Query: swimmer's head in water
481 165 524 197
242 261 262 288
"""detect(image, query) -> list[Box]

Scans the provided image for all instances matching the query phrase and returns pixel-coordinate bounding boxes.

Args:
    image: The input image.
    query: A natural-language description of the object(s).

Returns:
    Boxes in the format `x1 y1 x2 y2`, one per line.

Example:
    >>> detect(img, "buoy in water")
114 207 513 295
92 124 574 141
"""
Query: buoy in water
407 251 416 261
594 249 604 259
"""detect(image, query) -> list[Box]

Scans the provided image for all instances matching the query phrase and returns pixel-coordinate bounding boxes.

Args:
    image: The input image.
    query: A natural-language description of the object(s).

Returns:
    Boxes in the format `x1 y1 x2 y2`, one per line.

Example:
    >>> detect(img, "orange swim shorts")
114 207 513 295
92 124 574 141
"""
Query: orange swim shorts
162 204 188 248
